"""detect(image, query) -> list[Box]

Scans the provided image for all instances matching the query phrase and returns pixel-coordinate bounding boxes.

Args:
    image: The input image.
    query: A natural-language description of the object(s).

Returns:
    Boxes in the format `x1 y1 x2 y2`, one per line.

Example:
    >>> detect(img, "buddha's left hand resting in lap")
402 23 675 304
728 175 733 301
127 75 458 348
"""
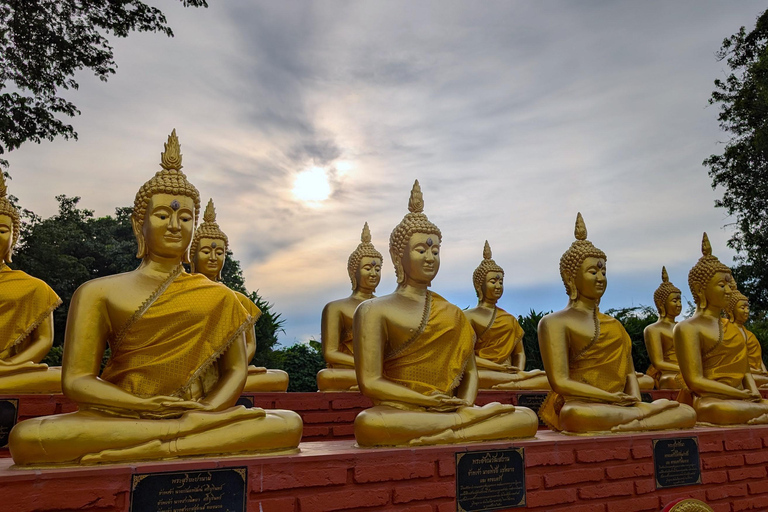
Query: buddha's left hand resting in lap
190 198 289 392
0 173 62 394
8 131 302 466
353 181 538 447
537 213 696 434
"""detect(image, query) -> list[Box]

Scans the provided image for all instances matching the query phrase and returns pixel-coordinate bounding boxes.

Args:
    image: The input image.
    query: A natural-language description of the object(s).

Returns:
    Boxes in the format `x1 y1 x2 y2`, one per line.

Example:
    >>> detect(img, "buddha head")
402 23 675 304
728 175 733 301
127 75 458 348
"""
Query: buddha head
725 284 750 324
687 232 733 311
389 180 442 286
473 240 504 302
654 266 682 319
132 130 201 264
347 222 382 292
0 173 20 264
190 199 229 281
559 213 607 304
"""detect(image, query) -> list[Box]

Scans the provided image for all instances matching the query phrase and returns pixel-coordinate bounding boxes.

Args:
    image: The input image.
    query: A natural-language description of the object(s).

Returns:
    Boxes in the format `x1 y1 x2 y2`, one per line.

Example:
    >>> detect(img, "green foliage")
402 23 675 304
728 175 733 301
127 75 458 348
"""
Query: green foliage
269 342 325 392
518 309 548 371
0 0 207 167
605 306 659 373
704 9 768 314
13 196 138 356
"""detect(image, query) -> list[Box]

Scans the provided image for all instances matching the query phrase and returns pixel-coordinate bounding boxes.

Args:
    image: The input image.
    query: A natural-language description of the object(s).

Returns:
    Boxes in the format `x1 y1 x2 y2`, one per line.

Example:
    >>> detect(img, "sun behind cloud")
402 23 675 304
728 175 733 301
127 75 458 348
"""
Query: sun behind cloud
292 166 332 204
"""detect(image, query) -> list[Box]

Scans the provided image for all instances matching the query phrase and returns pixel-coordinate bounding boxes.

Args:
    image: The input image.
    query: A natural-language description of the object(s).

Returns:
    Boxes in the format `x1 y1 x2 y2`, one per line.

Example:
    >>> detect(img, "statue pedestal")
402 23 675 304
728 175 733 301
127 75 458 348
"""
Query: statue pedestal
1 425 768 511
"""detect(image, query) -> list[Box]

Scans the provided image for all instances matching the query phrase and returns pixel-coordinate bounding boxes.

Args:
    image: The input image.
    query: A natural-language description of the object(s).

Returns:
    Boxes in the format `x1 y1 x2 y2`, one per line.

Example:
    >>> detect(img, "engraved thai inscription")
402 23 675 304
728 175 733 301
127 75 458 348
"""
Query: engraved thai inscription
456 448 525 511
516 392 547 426
653 437 701 489
130 467 247 512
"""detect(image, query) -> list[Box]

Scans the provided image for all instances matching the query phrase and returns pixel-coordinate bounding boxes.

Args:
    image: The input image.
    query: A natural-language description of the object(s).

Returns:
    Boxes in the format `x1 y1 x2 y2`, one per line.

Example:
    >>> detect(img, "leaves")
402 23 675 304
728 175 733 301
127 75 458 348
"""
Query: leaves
705 9 768 316
0 0 207 162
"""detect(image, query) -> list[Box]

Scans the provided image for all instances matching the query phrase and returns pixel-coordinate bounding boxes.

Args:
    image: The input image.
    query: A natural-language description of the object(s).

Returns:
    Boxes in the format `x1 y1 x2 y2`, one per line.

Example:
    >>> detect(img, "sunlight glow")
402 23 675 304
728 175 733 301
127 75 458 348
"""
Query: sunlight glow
293 167 331 203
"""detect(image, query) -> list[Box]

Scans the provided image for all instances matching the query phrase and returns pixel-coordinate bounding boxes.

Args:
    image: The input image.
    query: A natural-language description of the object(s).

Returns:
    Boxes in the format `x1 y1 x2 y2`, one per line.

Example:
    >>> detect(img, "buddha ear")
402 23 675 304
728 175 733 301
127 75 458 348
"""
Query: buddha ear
390 249 405 284
131 217 146 259
566 277 578 302
659 305 666 318
182 248 191 265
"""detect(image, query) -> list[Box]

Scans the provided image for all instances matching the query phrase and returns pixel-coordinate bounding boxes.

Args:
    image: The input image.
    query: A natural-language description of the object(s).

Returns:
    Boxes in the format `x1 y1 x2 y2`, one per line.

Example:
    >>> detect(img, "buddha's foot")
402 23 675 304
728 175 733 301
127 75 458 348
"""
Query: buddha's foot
350 385 360 392
611 419 646 433
491 382 520 390
409 428 459 446
80 439 166 465
747 413 768 425
457 402 514 423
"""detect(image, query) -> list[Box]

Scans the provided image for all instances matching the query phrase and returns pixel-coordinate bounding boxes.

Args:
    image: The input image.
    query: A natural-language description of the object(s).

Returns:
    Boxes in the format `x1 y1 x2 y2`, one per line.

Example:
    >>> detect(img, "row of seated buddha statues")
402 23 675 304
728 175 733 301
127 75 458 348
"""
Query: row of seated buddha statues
1 130 767 466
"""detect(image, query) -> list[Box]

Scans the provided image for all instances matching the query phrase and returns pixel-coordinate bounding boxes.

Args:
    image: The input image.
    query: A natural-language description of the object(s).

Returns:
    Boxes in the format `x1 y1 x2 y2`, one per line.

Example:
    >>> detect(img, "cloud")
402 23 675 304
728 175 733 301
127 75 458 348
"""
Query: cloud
5 1 764 344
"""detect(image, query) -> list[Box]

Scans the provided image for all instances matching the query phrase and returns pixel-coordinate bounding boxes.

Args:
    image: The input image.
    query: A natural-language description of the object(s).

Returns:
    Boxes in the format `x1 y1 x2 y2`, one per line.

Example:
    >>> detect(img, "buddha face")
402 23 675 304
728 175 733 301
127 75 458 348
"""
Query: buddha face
573 256 607 301
665 292 683 318
356 256 381 292
483 272 504 302
141 193 195 260
195 237 227 280
700 271 733 310
401 232 440 285
0 214 11 262
734 299 750 324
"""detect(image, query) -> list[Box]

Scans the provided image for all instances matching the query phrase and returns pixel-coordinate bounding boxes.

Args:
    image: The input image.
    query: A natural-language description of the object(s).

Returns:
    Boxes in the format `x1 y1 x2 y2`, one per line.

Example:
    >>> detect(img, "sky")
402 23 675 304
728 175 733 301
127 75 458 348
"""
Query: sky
5 1 764 345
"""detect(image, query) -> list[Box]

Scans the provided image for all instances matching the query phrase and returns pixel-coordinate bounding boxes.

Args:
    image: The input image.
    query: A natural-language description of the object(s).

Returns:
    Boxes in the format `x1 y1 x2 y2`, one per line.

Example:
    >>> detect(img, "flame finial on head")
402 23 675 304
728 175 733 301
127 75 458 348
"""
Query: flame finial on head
0 172 6 199
408 180 424 214
203 198 217 224
483 240 492 260
160 129 183 171
574 212 587 241
702 232 712 257
662 266 669 283
361 222 372 243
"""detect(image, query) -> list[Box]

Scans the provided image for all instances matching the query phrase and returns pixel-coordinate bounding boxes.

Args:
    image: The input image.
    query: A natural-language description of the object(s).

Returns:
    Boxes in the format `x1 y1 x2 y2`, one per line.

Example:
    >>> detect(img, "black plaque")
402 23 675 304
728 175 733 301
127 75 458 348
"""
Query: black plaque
653 437 701 489
130 467 247 512
235 395 254 408
0 399 18 448
516 392 547 426
456 448 525 511
641 392 653 403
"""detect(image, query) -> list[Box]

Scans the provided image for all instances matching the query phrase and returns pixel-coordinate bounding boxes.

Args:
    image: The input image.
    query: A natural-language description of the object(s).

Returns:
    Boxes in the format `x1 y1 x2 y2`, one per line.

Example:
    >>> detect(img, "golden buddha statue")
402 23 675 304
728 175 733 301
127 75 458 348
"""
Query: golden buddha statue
724 286 768 387
463 241 549 390
643 267 684 389
317 223 382 392
0 173 62 394
8 131 302 466
190 198 289 392
352 181 538 447
537 213 696 433
674 233 768 425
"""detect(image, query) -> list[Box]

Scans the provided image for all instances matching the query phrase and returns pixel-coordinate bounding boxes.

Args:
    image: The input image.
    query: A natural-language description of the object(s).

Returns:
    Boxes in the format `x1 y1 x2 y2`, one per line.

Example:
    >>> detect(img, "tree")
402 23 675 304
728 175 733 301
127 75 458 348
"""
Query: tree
518 309 548 372
11 195 284 368
269 340 326 393
704 9 768 315
0 0 207 167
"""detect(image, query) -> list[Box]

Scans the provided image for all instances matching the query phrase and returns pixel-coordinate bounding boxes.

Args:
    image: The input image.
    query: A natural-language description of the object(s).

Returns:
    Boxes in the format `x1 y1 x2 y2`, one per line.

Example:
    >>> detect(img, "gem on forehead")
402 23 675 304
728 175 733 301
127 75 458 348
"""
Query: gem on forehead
426 238 433 247
170 200 180 211
597 260 604 269
210 241 217 248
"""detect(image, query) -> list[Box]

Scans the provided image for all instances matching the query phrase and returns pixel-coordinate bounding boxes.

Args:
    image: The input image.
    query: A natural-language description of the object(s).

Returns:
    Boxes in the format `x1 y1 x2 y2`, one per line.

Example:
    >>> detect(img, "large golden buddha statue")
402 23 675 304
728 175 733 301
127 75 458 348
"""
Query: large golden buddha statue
538 213 695 433
463 241 549 390
190 198 289 392
352 181 538 447
317 223 382 392
644 267 684 389
0 173 62 393
674 233 768 425
8 131 302 465
725 286 768 387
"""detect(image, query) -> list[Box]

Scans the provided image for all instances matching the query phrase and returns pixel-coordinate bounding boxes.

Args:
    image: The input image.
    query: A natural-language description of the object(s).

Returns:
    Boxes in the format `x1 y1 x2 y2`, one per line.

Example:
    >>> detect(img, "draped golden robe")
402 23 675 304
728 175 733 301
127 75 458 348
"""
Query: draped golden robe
539 313 633 431
234 291 262 325
646 337 683 389
742 325 766 375
0 264 61 358
475 307 523 364
383 292 475 397
678 319 750 405
100 270 250 399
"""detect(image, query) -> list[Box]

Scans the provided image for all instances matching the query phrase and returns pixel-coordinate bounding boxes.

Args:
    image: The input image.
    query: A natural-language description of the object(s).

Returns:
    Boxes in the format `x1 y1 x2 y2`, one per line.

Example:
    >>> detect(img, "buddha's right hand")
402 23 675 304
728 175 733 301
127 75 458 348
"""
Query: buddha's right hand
136 395 206 417
427 394 468 412
609 392 639 406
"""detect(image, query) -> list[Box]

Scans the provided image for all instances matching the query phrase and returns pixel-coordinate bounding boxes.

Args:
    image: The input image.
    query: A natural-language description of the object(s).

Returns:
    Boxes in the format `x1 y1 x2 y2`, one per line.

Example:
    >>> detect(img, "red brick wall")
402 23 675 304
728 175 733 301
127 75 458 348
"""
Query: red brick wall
2 425 768 511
